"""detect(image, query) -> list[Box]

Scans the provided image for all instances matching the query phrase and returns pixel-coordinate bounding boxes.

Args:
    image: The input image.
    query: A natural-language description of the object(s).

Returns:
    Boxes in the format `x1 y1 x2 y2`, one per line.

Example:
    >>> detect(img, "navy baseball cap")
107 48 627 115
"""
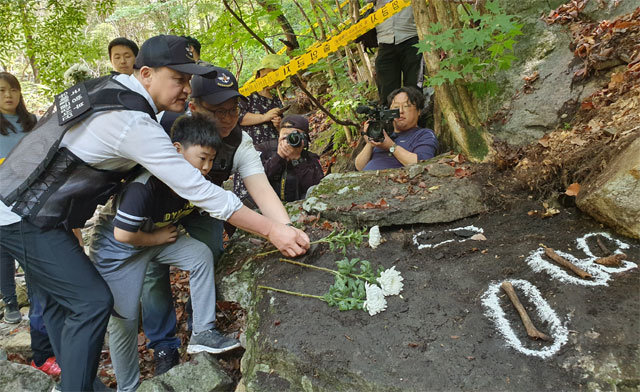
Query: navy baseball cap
134 35 215 75
191 66 248 105
281 115 309 133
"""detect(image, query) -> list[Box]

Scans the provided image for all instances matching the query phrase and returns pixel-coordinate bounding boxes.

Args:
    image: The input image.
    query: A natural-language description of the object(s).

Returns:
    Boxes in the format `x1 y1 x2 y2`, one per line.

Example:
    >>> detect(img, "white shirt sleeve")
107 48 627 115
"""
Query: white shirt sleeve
232 131 266 179
118 116 243 220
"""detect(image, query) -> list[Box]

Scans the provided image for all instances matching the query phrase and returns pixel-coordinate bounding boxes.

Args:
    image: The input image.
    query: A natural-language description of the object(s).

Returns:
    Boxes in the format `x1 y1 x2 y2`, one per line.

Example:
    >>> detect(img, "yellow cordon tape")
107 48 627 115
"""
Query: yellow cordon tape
276 1 374 55
239 0 411 96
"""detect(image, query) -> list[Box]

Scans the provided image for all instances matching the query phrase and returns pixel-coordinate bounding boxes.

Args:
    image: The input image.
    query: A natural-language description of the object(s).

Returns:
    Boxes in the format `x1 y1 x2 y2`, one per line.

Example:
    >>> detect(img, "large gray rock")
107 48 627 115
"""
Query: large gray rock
302 159 486 228
0 361 54 392
0 330 31 359
577 136 640 239
488 0 638 145
137 353 233 392
218 200 640 392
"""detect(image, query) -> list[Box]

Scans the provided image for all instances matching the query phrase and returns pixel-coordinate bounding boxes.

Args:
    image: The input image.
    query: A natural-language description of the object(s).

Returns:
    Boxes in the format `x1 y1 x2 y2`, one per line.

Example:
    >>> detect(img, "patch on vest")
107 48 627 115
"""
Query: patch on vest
55 83 91 125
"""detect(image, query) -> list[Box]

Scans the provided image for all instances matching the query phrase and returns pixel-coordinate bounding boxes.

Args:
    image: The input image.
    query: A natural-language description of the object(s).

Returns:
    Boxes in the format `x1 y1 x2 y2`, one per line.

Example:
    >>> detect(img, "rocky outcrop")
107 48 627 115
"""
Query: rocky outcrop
577 136 640 239
137 353 233 392
488 0 638 145
299 159 486 228
217 196 640 392
0 361 54 392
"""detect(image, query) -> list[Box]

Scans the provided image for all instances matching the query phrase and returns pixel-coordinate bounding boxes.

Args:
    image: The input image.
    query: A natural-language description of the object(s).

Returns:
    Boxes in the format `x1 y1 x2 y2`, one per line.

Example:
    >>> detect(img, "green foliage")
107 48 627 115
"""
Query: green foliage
318 228 366 255
0 0 115 98
415 1 523 97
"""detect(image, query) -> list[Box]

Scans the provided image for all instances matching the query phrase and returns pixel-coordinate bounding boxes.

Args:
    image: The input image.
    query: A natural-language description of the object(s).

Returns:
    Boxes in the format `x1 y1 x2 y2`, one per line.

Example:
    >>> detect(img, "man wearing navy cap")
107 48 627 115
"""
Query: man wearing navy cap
0 35 309 391
142 66 308 374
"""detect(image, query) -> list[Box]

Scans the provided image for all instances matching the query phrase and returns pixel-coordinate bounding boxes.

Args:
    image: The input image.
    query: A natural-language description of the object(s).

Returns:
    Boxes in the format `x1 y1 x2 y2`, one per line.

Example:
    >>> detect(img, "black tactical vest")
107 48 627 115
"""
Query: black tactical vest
207 126 242 186
0 75 156 230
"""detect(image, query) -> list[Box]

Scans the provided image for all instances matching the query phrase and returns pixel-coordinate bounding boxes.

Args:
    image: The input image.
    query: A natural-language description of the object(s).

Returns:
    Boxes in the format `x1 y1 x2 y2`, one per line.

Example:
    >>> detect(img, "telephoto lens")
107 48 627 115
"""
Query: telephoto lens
287 131 304 147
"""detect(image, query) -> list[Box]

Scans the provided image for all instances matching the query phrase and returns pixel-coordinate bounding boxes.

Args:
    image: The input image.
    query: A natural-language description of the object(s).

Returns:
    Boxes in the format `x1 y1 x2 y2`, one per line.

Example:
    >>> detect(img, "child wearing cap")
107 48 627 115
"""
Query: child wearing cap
255 114 324 202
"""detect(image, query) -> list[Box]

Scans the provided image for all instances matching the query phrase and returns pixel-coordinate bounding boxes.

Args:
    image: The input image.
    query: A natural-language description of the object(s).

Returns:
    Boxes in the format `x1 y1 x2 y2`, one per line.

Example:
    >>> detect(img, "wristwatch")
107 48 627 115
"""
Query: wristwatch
389 143 398 154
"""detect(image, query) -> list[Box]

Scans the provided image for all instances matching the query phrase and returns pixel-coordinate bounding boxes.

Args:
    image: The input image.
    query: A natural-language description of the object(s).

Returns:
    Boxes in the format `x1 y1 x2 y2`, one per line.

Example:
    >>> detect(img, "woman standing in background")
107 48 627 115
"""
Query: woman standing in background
0 72 60 377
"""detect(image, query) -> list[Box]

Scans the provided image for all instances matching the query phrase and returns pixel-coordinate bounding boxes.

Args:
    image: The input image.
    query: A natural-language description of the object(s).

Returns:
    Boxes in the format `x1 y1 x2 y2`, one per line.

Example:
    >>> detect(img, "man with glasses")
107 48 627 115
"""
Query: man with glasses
355 86 438 171
142 66 302 375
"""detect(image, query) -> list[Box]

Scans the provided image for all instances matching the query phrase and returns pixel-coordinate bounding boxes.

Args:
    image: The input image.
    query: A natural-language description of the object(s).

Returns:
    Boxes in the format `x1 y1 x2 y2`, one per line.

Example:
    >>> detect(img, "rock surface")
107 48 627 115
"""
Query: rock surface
577 137 640 239
488 0 638 145
137 353 233 392
0 361 54 392
218 199 640 392
300 159 486 229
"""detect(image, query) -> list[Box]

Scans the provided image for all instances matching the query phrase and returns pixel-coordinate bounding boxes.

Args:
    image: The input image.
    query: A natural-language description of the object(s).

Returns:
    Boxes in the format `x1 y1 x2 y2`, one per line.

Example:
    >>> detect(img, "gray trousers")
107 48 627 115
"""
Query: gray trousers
91 234 215 392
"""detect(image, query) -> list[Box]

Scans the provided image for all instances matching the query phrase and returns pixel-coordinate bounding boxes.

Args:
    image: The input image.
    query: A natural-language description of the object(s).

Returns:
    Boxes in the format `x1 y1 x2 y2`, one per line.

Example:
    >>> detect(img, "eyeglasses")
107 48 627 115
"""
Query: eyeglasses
209 106 240 119
389 103 415 111
200 103 240 119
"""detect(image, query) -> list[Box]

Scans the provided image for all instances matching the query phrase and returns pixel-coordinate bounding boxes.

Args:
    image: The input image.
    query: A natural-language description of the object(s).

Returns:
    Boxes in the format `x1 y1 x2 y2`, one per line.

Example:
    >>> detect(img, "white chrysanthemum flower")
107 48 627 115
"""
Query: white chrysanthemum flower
377 266 404 296
368 225 381 249
363 282 387 316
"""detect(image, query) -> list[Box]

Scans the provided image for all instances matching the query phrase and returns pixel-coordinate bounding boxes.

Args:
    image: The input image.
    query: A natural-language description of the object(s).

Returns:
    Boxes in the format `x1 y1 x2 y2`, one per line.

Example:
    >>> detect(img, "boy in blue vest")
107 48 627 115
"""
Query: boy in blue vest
88 114 238 392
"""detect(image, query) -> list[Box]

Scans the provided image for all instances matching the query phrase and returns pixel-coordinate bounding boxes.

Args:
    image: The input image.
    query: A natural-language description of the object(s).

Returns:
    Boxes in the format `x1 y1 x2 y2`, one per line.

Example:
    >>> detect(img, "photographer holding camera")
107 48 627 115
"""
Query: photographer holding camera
256 115 324 202
355 87 438 171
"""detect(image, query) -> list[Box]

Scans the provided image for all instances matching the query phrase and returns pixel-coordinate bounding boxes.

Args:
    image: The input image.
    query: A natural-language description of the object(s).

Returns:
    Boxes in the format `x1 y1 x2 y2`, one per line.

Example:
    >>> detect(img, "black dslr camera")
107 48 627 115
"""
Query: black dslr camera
356 104 399 142
287 131 308 148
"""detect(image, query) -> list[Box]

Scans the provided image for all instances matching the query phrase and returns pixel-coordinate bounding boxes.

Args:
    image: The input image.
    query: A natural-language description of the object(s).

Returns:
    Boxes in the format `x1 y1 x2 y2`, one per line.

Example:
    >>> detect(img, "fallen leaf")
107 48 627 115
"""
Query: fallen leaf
408 342 419 348
527 210 537 216
454 168 472 178
542 207 560 217
565 183 581 196
321 221 334 230
581 101 595 110
428 185 441 191
570 137 586 146
470 233 487 241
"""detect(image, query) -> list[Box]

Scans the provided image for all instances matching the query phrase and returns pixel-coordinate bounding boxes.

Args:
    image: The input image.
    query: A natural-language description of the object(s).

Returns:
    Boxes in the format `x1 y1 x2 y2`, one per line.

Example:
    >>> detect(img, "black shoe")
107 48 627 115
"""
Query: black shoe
187 329 241 354
153 347 179 376
3 302 21 324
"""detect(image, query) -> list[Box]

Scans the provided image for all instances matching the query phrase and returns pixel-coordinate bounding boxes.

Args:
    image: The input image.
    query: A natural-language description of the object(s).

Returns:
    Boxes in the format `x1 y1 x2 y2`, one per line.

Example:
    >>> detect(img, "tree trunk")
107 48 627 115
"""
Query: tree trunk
348 0 375 86
412 0 493 162
256 0 299 52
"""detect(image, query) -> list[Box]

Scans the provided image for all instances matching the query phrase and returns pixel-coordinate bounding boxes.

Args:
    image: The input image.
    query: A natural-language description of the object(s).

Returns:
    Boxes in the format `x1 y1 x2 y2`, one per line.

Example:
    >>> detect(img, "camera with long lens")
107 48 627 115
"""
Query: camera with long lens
286 131 308 148
356 104 400 142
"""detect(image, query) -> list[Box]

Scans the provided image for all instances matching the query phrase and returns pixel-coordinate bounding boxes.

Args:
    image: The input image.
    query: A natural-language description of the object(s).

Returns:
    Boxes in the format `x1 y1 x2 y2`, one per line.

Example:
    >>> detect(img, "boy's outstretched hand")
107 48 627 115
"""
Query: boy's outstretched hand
268 223 310 257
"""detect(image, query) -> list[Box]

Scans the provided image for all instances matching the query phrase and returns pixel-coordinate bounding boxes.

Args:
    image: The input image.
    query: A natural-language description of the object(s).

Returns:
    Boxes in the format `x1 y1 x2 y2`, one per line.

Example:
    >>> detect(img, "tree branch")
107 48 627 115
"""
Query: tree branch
223 0 275 53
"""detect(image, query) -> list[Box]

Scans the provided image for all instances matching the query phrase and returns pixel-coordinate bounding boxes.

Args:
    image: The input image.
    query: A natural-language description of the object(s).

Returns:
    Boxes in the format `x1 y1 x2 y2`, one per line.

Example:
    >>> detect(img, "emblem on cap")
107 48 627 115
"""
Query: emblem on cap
185 46 195 61
216 73 233 87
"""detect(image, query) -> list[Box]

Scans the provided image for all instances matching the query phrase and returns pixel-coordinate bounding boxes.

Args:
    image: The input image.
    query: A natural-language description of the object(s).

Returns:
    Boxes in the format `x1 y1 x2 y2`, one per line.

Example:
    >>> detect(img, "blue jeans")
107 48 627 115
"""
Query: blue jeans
29 293 54 365
141 213 224 350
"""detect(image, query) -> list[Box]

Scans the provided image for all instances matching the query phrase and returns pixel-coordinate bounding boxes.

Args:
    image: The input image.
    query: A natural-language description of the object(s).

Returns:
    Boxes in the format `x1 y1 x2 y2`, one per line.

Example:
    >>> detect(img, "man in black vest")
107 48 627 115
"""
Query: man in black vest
0 36 309 391
142 66 302 374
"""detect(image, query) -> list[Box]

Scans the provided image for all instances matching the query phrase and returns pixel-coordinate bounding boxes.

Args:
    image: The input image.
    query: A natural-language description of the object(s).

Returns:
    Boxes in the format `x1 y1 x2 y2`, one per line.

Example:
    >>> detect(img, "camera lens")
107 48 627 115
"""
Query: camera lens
287 132 303 147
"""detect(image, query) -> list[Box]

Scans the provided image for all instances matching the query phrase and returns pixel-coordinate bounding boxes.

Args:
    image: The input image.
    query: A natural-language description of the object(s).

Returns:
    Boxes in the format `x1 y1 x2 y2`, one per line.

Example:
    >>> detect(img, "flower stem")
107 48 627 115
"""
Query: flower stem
279 258 338 275
254 238 328 258
258 285 325 300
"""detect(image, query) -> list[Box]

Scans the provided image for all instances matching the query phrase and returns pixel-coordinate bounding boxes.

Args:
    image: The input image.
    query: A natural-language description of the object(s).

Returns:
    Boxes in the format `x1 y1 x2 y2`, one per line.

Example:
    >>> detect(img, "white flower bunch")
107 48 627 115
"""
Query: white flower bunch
363 282 387 316
64 63 93 84
377 266 404 296
368 225 381 249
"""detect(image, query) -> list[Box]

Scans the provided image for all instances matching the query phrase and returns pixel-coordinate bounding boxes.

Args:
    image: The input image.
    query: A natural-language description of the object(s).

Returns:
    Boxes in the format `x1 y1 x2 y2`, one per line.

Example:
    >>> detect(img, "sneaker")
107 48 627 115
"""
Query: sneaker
3 302 21 324
186 329 241 354
153 347 179 376
31 357 61 377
